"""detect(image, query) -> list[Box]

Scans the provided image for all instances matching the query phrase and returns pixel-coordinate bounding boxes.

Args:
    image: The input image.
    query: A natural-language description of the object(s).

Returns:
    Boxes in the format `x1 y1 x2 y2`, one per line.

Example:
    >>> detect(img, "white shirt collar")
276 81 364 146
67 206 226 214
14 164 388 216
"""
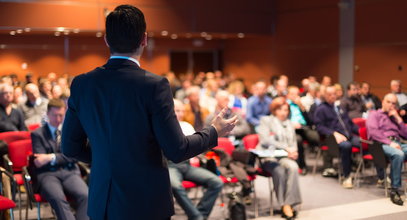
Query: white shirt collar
110 56 140 67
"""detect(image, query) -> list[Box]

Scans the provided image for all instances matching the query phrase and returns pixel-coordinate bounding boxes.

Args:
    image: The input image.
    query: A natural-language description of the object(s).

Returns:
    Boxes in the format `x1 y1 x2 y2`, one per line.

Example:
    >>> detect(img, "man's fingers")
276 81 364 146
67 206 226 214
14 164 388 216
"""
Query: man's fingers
217 107 228 119
224 115 238 124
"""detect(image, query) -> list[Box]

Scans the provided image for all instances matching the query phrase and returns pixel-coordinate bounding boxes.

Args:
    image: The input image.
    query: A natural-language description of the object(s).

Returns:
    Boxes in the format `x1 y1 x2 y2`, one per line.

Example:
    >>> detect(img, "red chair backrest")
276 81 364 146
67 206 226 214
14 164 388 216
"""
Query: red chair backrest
213 137 235 156
0 131 31 144
8 139 32 172
27 123 41 132
359 127 369 151
352 118 366 129
242 134 259 150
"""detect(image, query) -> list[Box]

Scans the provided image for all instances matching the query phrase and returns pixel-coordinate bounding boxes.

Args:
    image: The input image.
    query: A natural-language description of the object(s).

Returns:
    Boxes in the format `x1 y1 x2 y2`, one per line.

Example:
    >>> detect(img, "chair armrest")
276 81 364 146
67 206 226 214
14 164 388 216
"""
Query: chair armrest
22 166 34 209
2 154 13 174
359 138 373 145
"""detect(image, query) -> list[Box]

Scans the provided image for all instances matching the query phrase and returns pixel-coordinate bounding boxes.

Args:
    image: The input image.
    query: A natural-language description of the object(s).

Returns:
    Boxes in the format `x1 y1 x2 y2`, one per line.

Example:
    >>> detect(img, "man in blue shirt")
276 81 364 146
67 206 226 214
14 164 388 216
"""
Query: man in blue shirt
246 81 272 131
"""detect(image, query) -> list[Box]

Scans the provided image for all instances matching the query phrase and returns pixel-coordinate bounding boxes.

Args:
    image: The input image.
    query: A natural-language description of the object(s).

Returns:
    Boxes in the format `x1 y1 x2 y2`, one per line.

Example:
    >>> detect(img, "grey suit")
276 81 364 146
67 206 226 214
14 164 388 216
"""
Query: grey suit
31 124 89 220
257 115 302 207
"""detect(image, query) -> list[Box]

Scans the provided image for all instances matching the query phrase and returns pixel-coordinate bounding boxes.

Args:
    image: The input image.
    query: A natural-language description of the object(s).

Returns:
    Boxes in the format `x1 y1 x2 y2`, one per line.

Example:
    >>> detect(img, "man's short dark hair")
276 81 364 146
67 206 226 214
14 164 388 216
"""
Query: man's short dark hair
347 81 359 90
47 99 66 112
105 5 146 54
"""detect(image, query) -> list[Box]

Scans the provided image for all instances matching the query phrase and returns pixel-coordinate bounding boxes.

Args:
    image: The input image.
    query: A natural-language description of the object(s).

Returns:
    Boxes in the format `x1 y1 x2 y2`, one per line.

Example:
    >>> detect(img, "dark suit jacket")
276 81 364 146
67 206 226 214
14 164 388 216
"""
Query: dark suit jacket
61 59 218 220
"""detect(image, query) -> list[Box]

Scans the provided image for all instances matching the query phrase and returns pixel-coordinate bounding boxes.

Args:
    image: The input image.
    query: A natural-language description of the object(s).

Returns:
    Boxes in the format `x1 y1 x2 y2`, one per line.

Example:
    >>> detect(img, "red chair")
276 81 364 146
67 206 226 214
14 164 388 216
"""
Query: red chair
27 123 41 132
0 131 31 145
352 118 366 129
23 166 50 220
0 196 16 220
1 136 31 220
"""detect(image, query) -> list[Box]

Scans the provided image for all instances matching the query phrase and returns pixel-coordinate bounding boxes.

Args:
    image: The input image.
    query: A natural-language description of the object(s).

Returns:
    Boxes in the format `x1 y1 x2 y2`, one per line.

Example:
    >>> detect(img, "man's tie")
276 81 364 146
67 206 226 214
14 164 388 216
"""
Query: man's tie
54 129 61 152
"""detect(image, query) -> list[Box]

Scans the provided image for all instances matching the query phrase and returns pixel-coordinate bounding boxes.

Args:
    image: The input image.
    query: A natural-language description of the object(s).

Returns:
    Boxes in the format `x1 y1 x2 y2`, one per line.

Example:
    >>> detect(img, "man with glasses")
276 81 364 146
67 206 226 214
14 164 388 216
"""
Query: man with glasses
366 93 407 206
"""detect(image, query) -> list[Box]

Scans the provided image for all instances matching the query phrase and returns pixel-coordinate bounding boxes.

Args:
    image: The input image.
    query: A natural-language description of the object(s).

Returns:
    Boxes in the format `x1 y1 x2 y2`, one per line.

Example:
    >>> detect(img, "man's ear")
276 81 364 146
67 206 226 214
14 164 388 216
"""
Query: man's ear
104 35 110 48
140 32 148 47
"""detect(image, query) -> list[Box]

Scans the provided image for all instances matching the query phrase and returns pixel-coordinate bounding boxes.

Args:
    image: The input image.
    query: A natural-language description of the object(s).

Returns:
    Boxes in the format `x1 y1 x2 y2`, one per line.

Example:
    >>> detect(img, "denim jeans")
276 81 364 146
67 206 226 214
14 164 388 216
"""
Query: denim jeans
168 165 223 219
379 143 407 189
338 135 360 177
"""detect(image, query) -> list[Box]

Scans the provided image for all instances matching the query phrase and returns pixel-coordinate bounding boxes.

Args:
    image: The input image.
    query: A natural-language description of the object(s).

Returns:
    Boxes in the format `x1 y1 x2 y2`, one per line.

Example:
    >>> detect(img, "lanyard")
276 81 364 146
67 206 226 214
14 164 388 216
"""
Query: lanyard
110 56 140 67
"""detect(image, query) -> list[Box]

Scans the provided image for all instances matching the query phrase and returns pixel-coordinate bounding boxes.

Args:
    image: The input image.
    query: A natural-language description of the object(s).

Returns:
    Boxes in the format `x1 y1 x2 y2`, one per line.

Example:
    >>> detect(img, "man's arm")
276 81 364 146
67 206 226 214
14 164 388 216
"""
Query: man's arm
314 106 335 136
61 78 91 163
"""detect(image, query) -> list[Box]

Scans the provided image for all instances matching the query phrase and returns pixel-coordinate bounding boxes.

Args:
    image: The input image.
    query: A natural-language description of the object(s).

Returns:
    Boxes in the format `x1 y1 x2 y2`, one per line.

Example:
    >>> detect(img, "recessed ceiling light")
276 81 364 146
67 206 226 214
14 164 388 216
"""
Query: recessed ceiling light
16 29 23 34
24 28 31 32
64 30 70 35
73 29 80 34
161 30 168 36
170 34 178 39
10 31 16 35
237 33 245 38
54 32 61 36
96 32 103 37
200 32 208 37
0 44 6 49
56 27 65 32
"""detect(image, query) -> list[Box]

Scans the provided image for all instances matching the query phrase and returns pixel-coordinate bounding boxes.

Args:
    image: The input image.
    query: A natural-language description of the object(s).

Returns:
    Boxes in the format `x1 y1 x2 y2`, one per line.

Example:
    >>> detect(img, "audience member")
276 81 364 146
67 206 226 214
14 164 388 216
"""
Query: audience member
175 80 192 102
18 83 48 126
31 99 89 220
0 83 27 132
12 86 24 107
246 81 272 130
301 82 320 112
200 78 218 114
205 91 251 139
183 86 210 131
39 79 53 100
257 97 302 219
267 75 280 97
333 83 344 106
366 93 407 206
340 82 366 119
314 86 360 188
169 99 223 220
300 78 310 96
390 80 407 107
227 80 248 117
271 78 288 99
321 76 332 86
51 85 63 99
286 86 320 174
360 82 381 111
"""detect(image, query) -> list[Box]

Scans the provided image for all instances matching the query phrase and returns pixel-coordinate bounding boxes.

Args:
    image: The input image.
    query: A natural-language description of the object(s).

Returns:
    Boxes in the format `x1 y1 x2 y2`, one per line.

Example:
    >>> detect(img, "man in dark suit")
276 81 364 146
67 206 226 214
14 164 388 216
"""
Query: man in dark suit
61 5 236 220
32 99 89 220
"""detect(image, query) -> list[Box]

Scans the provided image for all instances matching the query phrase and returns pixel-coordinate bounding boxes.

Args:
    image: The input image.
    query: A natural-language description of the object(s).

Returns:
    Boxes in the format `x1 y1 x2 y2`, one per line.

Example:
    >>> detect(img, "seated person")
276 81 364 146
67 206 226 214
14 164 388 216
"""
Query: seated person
0 83 27 132
18 83 48 126
340 82 366 119
31 99 89 220
246 81 272 130
169 99 223 220
205 90 251 139
286 86 320 175
314 86 360 188
183 86 210 131
257 97 302 220
366 93 407 206
360 82 381 111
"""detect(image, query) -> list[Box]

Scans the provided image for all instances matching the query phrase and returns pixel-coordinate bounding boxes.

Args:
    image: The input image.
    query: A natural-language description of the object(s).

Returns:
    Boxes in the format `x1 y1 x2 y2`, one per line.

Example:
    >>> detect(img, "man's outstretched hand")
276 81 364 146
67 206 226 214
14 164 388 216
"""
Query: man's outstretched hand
211 108 238 137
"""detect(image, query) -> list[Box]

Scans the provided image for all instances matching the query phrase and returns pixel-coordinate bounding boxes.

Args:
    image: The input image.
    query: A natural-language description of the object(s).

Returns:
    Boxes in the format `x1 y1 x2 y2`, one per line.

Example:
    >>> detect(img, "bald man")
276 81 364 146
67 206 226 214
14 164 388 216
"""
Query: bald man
18 83 48 126
367 93 407 206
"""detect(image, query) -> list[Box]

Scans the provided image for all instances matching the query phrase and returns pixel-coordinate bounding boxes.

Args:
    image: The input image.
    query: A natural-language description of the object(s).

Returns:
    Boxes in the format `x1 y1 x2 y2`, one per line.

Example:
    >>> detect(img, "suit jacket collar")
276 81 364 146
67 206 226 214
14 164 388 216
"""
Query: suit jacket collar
103 58 141 70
